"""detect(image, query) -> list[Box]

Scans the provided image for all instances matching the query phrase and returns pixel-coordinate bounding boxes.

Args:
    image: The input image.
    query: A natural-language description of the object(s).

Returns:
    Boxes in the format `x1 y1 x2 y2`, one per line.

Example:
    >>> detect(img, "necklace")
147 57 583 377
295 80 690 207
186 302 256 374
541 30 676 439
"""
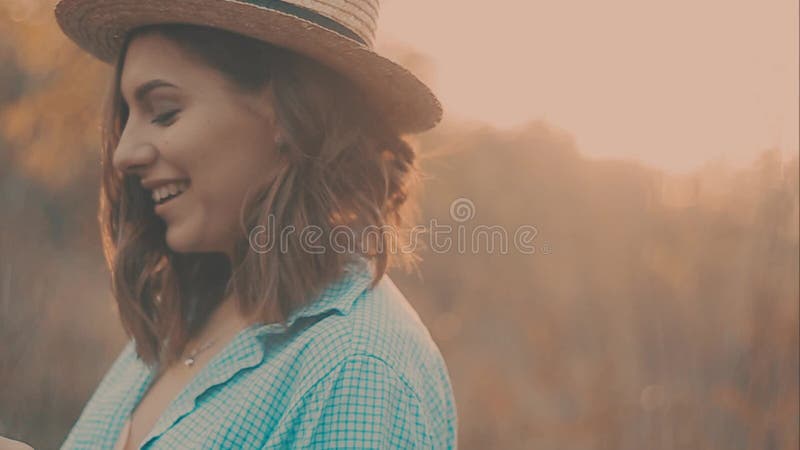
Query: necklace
181 297 251 368
183 337 219 367
181 318 252 368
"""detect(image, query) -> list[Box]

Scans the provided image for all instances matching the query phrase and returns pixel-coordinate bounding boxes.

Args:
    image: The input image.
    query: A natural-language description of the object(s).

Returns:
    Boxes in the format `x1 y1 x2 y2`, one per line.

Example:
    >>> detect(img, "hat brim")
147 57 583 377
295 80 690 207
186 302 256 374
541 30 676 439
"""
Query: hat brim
54 0 442 134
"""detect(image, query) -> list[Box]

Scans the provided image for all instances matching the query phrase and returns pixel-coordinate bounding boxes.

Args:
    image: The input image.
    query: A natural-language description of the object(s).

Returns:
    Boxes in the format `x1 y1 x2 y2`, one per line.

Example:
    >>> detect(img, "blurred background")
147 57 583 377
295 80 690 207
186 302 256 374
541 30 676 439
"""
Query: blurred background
1 1 797 449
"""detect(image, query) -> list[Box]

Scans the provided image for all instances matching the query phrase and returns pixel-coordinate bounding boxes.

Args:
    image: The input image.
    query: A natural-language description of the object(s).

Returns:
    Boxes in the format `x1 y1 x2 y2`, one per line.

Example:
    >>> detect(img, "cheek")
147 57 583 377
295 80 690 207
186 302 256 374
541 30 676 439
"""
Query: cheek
203 131 276 193
171 107 277 215
190 158 259 225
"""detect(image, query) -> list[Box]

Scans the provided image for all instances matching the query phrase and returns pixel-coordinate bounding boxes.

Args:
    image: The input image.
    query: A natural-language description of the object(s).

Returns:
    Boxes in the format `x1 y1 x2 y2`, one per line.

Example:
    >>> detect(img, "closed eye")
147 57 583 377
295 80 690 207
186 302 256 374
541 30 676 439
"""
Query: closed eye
151 109 180 126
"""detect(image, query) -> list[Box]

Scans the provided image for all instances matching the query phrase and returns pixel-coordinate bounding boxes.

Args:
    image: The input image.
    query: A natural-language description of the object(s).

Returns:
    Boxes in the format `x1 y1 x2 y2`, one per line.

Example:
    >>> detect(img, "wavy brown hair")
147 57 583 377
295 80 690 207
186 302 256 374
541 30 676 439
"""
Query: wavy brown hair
99 24 424 370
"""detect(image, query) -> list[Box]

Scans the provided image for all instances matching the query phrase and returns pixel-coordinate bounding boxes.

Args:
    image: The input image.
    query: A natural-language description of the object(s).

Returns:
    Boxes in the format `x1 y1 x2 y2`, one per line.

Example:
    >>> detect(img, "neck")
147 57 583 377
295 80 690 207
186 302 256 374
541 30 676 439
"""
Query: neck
187 293 249 349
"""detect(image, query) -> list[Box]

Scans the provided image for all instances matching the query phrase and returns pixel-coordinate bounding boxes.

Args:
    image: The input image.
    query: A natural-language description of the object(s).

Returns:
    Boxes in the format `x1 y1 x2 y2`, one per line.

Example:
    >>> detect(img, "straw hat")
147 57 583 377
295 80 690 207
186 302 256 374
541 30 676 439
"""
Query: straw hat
53 0 442 134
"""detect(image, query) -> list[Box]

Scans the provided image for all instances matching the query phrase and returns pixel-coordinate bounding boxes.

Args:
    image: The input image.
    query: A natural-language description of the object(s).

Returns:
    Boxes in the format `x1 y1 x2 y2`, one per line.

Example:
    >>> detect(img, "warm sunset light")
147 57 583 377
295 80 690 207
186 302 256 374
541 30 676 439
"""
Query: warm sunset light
2 2 797 449
378 0 799 173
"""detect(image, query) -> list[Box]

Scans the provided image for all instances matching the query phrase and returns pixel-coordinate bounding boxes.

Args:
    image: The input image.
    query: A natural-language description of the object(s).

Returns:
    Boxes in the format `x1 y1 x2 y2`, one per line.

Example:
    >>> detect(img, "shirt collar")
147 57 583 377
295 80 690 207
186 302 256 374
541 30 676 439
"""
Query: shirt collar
249 255 376 337
132 256 377 446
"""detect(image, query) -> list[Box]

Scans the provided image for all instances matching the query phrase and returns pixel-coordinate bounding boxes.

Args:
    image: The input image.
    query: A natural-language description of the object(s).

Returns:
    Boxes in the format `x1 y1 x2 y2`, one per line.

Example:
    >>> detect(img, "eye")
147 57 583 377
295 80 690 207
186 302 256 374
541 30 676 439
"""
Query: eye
151 109 180 126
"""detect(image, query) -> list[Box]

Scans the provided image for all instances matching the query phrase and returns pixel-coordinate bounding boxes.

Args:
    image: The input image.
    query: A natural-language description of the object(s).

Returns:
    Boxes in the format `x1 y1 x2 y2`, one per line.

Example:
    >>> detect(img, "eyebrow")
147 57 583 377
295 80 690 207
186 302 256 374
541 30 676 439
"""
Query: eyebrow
123 79 179 104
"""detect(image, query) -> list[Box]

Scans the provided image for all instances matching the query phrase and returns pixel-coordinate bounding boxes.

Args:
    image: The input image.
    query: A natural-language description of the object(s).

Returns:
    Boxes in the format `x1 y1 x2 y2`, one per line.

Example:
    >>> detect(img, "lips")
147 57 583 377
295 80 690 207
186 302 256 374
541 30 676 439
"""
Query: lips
151 179 190 204
156 190 184 205
154 185 188 217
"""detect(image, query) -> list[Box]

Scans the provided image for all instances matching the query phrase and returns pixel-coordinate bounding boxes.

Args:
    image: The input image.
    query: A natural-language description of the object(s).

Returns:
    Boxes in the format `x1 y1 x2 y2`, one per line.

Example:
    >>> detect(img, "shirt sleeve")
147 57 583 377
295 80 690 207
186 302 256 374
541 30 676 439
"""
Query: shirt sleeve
262 354 431 449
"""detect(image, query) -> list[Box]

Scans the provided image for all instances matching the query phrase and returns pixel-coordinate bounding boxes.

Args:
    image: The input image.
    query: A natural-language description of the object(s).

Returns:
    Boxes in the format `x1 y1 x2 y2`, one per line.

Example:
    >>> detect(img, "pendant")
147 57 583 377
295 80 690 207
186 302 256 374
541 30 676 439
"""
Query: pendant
184 357 196 367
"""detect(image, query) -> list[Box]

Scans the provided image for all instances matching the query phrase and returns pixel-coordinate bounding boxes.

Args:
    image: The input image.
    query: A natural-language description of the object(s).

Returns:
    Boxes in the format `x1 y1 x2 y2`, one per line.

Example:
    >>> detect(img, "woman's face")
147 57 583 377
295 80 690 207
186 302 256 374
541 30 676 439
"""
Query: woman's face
114 32 284 257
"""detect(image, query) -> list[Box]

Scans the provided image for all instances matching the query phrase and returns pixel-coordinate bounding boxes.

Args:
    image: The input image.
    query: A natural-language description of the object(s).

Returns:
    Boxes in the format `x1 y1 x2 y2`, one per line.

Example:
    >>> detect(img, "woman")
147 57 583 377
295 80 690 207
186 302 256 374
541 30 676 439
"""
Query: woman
8 1 457 449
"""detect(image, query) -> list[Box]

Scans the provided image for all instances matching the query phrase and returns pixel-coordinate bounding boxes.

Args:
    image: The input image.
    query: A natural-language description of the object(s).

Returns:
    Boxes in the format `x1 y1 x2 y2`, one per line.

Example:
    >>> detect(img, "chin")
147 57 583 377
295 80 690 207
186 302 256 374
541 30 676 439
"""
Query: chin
164 227 199 253
165 228 228 255
165 238 196 254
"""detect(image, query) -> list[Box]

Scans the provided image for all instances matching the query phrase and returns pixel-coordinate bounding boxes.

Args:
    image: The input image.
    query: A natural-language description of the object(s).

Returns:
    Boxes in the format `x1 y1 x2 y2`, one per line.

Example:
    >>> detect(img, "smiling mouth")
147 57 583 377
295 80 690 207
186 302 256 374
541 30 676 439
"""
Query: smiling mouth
151 180 191 207
153 187 187 217
155 190 185 206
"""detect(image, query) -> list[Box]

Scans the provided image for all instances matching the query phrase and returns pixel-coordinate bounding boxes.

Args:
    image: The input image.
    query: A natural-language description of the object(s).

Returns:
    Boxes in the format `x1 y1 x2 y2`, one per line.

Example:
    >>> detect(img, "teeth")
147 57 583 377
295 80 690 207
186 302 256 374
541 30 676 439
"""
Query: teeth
152 180 189 203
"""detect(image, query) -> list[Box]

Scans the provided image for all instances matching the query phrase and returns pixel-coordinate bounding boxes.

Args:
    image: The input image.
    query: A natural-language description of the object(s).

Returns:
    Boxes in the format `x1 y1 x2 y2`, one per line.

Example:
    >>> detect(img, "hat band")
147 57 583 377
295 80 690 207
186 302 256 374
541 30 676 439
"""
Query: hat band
246 0 368 47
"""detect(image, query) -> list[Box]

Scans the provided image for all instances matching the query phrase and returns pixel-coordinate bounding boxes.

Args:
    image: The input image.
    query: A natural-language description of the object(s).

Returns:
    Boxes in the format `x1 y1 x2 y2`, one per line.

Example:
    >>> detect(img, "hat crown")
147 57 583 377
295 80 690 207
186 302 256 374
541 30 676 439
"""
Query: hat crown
54 0 440 132
271 0 380 48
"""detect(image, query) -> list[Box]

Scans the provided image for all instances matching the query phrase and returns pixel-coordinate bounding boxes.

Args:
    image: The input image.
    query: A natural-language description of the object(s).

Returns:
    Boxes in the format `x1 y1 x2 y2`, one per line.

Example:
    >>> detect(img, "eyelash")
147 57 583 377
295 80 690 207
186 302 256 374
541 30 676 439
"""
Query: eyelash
151 109 180 126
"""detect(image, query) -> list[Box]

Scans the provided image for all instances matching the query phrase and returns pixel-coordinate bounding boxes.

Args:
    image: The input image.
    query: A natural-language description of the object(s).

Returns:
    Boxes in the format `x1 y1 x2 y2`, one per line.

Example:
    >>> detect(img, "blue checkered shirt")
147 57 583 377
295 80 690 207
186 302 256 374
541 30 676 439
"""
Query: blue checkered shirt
60 259 458 449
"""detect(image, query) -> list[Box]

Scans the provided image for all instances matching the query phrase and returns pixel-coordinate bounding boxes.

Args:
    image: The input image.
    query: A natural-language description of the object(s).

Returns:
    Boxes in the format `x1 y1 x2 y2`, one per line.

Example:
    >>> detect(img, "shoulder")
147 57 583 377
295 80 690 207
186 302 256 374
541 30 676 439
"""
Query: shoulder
81 339 142 401
270 353 429 448
292 274 452 397
59 339 149 448
264 274 457 448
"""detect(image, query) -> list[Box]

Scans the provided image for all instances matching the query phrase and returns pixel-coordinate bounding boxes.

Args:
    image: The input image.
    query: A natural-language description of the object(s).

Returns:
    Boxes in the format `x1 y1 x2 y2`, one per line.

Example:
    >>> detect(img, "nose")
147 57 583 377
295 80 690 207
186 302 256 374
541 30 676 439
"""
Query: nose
112 131 158 176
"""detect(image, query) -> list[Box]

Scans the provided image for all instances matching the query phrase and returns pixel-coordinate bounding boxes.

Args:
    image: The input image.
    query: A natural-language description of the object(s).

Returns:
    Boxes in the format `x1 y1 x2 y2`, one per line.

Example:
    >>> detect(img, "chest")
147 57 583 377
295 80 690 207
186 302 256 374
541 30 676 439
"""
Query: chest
122 365 196 450
109 366 295 449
